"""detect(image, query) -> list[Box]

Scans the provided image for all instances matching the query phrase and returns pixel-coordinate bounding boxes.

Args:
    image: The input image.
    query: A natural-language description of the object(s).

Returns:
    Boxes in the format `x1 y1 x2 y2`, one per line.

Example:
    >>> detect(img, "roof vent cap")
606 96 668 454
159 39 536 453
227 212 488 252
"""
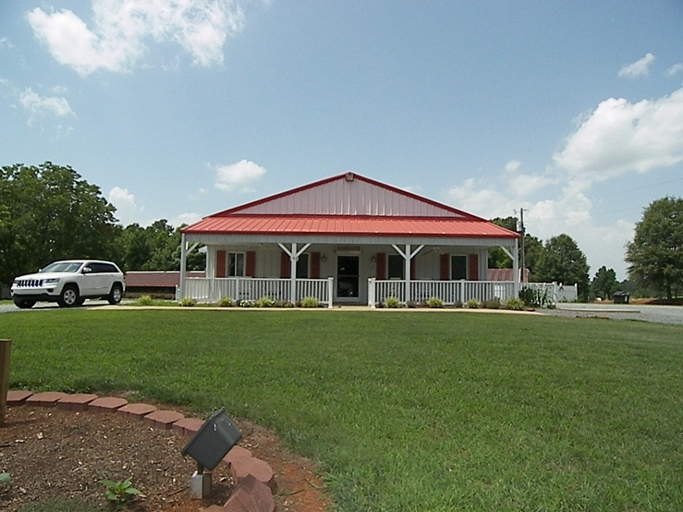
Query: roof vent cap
345 172 355 182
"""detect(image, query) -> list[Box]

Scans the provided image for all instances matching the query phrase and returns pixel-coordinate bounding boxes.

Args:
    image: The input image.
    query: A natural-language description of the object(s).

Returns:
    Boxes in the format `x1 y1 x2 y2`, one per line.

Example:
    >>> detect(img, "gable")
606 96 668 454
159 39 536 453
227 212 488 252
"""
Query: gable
212 172 475 219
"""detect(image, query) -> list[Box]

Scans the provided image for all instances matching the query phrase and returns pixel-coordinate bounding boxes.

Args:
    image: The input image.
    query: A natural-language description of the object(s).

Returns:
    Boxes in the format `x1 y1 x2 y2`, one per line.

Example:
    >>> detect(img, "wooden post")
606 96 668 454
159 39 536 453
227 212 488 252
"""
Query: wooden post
0 339 11 426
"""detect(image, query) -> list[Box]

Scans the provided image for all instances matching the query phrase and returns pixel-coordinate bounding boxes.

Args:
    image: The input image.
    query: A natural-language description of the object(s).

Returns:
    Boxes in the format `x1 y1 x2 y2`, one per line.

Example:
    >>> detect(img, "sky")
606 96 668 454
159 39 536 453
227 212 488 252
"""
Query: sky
1 1 682 281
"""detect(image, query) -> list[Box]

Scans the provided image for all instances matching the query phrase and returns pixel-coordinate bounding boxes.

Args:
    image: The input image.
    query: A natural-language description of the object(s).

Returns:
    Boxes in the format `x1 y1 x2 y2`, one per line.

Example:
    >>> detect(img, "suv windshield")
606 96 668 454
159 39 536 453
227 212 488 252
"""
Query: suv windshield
41 261 84 273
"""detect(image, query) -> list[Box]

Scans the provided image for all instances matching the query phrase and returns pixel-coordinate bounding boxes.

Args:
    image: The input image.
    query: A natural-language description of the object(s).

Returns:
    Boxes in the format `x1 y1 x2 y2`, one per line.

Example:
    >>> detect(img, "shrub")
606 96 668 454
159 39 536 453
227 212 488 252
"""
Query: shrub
135 295 154 306
466 298 479 309
384 296 402 308
179 297 196 307
217 296 233 307
504 297 525 310
519 286 553 308
406 300 418 308
426 296 443 308
256 296 276 308
275 300 294 308
452 300 463 309
482 297 501 309
238 299 255 307
299 296 321 308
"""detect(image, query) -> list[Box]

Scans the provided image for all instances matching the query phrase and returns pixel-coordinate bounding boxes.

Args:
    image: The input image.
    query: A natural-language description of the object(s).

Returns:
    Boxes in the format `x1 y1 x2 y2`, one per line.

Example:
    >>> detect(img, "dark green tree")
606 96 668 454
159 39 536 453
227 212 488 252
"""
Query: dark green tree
590 266 618 300
0 162 119 286
625 196 683 300
118 221 205 272
535 233 590 301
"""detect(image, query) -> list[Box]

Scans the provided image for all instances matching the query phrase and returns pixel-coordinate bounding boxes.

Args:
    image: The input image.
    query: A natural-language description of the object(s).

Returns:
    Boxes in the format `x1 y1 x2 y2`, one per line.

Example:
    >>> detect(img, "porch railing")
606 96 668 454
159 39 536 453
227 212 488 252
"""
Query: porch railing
368 278 518 306
181 277 334 307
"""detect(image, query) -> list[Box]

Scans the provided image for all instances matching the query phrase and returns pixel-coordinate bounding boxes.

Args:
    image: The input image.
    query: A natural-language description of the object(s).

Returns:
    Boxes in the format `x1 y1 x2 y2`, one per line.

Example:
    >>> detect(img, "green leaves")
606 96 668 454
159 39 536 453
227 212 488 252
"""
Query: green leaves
99 477 141 509
626 196 683 299
0 162 119 286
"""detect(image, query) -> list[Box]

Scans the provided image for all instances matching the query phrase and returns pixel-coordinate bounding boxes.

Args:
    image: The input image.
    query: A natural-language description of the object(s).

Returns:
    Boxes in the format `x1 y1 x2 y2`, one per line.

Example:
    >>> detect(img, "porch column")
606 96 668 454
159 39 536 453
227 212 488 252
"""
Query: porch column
391 244 424 304
179 233 187 300
278 242 311 304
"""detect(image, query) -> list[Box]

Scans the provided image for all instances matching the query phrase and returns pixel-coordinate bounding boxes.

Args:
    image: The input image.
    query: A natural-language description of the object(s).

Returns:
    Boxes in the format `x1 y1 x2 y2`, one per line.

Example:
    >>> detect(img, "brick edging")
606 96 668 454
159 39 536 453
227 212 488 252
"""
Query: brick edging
6 390 275 512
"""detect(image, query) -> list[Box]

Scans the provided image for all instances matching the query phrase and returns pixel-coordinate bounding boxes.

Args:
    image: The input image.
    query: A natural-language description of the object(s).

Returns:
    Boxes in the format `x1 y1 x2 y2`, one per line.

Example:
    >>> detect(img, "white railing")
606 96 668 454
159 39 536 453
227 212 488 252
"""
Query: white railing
181 277 334 307
369 279 517 306
368 279 571 307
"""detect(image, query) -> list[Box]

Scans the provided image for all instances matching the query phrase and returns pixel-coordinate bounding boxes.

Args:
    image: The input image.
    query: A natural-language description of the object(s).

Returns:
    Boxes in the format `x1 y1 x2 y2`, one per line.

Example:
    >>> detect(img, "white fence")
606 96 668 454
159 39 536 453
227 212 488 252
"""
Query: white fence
180 277 335 307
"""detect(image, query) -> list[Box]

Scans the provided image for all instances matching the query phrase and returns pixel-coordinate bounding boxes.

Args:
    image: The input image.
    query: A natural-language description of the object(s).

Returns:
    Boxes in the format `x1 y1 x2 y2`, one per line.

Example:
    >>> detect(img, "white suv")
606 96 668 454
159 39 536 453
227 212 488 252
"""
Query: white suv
11 260 126 309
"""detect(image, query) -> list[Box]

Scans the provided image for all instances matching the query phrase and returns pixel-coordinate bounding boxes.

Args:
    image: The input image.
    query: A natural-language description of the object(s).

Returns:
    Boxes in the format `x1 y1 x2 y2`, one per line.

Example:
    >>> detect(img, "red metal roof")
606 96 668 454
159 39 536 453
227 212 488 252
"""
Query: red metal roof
183 215 518 239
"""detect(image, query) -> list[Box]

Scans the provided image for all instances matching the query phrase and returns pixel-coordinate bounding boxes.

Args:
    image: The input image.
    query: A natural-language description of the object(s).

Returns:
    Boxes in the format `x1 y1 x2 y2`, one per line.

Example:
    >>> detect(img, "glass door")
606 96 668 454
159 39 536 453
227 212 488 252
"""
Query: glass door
336 256 359 298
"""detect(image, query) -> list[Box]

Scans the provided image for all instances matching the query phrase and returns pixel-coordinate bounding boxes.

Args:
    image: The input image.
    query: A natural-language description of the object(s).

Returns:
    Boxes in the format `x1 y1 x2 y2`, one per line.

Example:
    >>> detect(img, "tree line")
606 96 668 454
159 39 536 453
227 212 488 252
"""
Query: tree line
1 162 681 301
0 162 203 288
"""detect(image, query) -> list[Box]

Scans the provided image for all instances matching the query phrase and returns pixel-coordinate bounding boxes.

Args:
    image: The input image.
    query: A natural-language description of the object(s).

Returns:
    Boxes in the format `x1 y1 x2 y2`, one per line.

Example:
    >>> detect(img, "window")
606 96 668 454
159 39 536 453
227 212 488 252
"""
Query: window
451 255 467 280
228 252 245 277
296 254 309 278
387 254 404 279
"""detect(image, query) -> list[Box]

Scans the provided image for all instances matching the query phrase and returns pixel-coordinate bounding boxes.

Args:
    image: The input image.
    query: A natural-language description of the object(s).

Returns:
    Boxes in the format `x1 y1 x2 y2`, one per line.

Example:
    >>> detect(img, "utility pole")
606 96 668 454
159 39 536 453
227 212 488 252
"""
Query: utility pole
517 209 526 283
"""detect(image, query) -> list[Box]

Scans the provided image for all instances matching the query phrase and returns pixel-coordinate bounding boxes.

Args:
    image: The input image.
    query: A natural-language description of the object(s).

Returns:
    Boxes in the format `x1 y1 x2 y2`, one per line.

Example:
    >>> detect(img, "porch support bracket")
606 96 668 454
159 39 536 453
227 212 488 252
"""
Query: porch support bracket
391 244 424 303
278 242 311 304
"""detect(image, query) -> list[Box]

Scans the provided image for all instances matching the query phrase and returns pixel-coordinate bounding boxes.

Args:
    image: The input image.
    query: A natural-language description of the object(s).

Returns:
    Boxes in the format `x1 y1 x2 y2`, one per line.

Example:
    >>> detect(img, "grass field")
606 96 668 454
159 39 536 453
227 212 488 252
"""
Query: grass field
3 309 683 511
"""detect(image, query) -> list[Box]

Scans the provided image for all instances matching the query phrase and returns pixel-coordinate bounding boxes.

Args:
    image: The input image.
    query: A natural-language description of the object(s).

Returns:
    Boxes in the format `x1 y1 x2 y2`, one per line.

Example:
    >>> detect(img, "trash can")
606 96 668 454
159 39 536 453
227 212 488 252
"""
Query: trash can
613 291 630 304
181 407 242 471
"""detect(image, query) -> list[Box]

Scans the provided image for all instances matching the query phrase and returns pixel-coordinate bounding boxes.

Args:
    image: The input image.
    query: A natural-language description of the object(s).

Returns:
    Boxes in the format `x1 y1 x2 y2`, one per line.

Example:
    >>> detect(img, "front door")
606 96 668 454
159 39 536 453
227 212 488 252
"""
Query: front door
336 256 359 299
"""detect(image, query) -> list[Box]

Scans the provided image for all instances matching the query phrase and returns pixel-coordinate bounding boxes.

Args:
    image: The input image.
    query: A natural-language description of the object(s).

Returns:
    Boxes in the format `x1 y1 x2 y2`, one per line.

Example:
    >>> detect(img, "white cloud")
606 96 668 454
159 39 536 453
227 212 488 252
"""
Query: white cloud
667 63 683 76
108 186 141 225
504 160 520 173
553 87 683 188
509 173 553 198
214 159 266 192
172 212 202 226
19 87 74 118
618 53 655 78
445 178 516 219
27 0 246 76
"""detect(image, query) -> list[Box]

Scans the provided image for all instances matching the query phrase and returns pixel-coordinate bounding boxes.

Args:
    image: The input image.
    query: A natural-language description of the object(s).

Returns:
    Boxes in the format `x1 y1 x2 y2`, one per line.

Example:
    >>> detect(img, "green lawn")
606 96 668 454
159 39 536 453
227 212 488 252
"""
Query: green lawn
3 310 683 511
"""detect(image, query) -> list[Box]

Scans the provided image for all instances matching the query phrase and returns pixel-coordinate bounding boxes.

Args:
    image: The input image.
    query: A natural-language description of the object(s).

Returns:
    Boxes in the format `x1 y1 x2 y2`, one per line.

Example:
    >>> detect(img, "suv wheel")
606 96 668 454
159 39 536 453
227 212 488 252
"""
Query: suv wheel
58 285 80 308
108 283 123 305
14 298 36 309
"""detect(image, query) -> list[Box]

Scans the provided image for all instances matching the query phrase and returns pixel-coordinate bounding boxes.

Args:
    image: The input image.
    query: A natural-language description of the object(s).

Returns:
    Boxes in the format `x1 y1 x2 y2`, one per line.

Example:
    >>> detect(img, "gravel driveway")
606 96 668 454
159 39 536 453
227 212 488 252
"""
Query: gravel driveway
540 303 683 326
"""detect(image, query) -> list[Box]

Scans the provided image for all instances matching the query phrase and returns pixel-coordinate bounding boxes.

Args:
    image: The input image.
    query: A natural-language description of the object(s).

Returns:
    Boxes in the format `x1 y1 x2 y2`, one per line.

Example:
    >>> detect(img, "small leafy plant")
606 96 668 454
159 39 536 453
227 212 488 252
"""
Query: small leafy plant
217 296 233 307
179 297 196 307
135 295 154 306
384 296 402 308
299 296 321 308
0 472 11 486
504 297 525 310
425 297 444 308
466 298 479 309
99 477 141 510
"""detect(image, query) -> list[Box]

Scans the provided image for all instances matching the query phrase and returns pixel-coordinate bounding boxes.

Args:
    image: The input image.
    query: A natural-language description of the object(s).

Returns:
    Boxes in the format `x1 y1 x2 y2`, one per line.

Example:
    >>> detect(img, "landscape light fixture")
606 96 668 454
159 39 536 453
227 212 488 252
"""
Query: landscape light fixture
180 408 242 499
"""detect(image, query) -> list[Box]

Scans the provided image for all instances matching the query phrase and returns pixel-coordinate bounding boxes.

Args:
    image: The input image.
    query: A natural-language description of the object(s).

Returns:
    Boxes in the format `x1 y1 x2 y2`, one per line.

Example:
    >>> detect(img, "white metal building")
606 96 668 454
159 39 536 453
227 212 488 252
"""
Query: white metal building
179 172 521 307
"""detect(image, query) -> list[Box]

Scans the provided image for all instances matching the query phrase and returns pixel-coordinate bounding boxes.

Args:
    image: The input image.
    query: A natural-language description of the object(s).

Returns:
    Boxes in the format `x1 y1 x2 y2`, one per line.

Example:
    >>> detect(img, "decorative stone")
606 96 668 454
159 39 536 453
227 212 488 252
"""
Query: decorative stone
223 474 275 512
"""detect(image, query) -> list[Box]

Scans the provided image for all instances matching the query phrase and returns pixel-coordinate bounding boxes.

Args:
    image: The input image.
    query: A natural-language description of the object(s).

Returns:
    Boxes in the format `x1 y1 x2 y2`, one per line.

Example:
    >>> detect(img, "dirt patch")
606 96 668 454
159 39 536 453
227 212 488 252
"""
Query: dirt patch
0 404 330 512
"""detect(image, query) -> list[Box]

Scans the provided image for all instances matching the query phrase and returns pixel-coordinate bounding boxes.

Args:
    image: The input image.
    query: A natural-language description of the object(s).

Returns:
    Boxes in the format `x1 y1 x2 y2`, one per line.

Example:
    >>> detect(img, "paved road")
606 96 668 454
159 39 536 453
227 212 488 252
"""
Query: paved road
0 300 112 313
541 303 683 326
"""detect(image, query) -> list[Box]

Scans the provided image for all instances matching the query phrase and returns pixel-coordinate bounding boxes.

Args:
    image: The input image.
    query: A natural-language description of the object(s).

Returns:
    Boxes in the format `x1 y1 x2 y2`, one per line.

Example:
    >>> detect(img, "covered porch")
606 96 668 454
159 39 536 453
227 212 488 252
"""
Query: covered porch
178 239 521 307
